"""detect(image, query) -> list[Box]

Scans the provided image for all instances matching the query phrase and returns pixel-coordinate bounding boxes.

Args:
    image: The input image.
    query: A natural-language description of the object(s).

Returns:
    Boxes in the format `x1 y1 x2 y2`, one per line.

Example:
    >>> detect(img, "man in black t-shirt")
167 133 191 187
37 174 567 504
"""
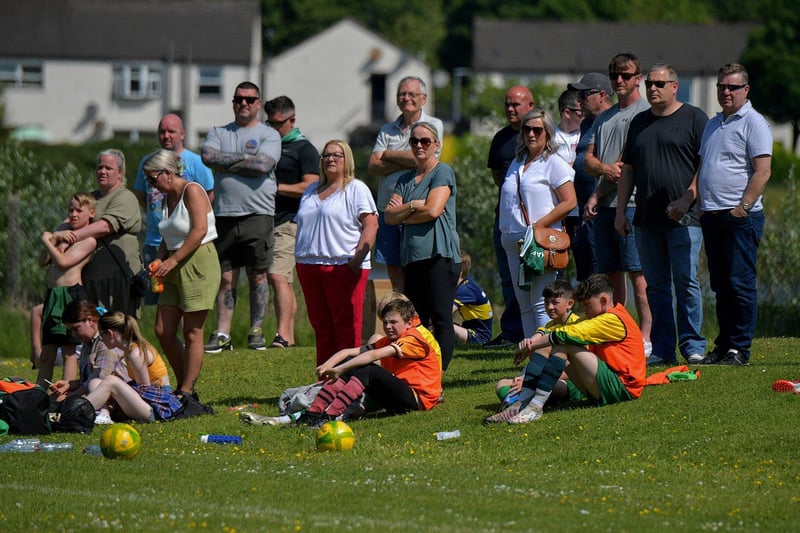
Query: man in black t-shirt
615 64 708 366
264 96 320 348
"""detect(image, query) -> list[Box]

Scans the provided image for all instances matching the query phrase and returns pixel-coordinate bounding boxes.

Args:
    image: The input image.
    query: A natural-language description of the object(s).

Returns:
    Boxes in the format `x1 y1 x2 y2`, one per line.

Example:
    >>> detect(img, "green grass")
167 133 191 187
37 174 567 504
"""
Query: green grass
2 337 800 531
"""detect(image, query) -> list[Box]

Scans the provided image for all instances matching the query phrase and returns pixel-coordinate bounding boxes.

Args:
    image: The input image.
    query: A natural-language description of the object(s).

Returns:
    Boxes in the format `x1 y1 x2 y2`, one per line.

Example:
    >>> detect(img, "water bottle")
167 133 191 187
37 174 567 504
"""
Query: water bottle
83 445 104 456
200 434 242 445
435 430 461 441
39 442 74 452
0 438 41 452
149 260 164 293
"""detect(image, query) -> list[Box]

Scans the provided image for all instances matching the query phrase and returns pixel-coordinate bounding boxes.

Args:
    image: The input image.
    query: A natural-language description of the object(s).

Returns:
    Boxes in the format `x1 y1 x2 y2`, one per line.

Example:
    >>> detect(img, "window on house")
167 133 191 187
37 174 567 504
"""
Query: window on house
370 73 387 123
198 66 223 98
0 62 43 88
113 64 162 100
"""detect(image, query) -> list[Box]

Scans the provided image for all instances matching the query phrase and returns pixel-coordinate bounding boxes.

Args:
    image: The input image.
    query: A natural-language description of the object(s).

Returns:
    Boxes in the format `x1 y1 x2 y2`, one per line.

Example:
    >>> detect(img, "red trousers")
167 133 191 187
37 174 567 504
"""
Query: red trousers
296 263 370 365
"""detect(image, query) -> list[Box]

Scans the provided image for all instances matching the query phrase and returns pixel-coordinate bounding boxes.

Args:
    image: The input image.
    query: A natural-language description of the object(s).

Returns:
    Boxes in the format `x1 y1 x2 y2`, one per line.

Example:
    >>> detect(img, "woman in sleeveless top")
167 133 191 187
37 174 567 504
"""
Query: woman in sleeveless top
142 149 221 400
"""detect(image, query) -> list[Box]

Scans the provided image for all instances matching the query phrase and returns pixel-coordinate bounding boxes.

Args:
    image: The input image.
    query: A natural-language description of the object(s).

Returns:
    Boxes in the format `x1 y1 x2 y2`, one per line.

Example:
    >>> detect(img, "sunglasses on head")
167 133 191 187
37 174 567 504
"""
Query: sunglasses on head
609 71 638 81
645 80 675 89
232 96 260 105
409 137 434 148
522 125 545 136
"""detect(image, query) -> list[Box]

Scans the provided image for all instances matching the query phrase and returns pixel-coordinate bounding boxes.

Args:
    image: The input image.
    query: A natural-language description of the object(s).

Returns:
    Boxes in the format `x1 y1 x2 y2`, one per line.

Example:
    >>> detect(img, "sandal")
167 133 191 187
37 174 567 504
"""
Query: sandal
269 334 294 348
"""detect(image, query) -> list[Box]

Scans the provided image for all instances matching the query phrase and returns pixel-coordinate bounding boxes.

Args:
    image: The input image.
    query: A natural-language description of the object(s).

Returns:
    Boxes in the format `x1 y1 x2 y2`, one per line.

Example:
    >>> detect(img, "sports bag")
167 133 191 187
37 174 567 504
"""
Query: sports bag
49 395 95 433
0 377 52 435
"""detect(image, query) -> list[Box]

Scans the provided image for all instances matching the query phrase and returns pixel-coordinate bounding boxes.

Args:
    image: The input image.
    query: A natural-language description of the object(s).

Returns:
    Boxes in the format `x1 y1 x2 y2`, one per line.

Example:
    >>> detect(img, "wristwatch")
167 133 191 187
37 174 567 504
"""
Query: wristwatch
740 201 752 212
409 200 416 213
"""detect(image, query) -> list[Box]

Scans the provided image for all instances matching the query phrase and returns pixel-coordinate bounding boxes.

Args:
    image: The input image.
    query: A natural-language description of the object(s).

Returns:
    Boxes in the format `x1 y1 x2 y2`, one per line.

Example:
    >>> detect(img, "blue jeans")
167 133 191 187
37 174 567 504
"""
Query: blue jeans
493 214 523 342
636 224 706 361
701 209 765 361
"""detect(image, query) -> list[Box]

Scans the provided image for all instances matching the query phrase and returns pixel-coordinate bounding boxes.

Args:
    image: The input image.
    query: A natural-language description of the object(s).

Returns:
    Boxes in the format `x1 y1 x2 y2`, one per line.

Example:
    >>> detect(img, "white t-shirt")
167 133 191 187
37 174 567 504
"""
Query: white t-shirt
294 180 377 269
499 153 575 235
554 126 580 166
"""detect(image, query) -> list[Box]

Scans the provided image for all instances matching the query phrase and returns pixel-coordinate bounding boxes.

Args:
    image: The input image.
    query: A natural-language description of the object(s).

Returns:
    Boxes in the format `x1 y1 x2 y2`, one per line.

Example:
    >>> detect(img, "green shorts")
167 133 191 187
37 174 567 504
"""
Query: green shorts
159 243 221 312
564 359 632 406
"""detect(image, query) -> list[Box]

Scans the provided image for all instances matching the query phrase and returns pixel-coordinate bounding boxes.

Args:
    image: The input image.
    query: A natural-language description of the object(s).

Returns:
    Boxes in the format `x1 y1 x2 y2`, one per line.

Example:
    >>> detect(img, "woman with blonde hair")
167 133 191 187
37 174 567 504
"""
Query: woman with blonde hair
142 148 220 399
499 108 576 335
295 140 378 365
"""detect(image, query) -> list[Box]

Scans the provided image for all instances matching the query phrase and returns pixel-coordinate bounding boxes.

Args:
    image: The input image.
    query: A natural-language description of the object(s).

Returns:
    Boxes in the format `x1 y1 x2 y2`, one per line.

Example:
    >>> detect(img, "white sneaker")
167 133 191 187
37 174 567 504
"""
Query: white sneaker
239 412 285 426
94 412 114 425
507 403 543 424
686 353 704 365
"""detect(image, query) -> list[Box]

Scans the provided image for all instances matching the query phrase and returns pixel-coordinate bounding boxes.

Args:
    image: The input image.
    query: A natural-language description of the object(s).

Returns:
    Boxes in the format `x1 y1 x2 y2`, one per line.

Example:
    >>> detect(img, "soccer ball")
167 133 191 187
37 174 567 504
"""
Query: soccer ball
99 423 141 460
316 420 355 452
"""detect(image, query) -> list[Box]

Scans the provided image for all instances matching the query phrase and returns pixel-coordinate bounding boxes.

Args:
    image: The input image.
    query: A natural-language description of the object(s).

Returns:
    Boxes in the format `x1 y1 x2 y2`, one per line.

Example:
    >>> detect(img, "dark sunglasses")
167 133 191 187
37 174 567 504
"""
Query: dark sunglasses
409 137 434 148
232 96 260 105
609 71 638 81
645 80 676 89
716 83 747 92
522 125 545 136
268 114 295 128
579 89 600 100
565 107 583 115
145 169 166 185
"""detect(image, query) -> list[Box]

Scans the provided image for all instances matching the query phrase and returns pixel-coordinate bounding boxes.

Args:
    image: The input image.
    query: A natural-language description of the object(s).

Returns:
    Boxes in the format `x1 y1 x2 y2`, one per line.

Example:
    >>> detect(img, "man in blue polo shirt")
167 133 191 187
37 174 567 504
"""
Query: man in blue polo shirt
668 63 772 366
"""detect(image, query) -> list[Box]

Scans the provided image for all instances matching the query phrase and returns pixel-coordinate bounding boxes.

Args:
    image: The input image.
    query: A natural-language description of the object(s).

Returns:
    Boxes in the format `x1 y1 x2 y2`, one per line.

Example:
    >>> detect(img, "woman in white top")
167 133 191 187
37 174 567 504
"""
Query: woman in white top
143 148 220 399
295 140 378 365
499 109 577 335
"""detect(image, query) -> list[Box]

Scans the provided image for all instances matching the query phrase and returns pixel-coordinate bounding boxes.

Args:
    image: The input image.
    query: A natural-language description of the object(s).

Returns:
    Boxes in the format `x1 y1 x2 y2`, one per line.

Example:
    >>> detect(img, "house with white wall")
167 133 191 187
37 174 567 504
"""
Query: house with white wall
0 0 262 149
265 18 435 149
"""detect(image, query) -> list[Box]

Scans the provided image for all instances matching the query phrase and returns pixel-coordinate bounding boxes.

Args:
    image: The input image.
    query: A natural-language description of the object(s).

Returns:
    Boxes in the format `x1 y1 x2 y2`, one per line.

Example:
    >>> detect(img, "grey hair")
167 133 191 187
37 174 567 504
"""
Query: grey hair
97 149 126 175
514 108 559 161
397 76 427 95
719 63 749 84
649 63 678 82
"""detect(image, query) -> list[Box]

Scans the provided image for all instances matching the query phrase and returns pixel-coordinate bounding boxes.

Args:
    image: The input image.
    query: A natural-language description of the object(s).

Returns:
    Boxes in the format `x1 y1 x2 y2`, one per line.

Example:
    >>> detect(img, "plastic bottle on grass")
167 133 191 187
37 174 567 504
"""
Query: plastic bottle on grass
83 445 104 456
435 430 461 441
200 434 242 445
0 438 41 452
39 442 74 452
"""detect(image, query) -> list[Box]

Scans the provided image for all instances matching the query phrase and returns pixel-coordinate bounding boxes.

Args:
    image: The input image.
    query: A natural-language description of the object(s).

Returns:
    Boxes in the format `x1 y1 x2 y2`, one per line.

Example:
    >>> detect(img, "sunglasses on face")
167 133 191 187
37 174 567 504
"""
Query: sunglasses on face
522 125 545 136
645 80 675 89
716 83 747 92
579 89 600 100
609 71 638 81
268 114 295 128
145 169 166 185
232 96 260 105
409 137 434 148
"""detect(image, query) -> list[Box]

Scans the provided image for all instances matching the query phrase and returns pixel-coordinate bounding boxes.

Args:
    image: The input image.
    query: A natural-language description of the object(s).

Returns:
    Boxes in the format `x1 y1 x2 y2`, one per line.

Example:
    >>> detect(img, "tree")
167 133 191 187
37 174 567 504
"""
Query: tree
740 0 800 150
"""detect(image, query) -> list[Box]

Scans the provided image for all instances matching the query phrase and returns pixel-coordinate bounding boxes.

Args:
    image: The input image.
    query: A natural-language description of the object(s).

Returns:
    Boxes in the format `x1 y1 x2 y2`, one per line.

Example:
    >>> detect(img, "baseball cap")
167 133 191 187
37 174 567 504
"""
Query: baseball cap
568 72 613 95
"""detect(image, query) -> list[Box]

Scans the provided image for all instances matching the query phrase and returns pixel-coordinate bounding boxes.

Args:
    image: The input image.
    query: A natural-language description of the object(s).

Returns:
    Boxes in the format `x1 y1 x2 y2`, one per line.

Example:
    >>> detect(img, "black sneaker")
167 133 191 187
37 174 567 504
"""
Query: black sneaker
698 347 725 365
717 349 749 366
483 334 514 349
204 332 233 353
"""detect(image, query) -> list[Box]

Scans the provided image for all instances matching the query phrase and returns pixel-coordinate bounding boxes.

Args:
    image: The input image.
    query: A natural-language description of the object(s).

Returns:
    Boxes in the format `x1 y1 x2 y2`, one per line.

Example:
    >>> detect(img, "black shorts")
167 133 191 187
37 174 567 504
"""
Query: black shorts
215 214 274 274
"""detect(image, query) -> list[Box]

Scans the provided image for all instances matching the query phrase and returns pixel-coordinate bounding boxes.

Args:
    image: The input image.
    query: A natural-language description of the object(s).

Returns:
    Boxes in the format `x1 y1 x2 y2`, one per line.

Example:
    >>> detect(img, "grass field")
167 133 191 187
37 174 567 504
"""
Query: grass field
1 335 799 531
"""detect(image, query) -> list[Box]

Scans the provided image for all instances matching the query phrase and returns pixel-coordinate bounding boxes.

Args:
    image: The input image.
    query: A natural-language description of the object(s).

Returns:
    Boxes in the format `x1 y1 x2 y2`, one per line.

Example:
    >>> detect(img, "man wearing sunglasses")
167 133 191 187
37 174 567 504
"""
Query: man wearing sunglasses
201 81 282 353
263 95 320 349
668 63 772 367
615 64 709 367
567 73 614 282
133 113 214 306
368 76 444 293
583 53 653 358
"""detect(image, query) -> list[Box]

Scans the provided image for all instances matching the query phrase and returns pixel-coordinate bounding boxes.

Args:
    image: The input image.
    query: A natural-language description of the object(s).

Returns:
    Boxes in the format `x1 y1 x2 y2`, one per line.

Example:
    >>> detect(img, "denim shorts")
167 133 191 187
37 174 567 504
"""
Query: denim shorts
594 206 642 272
374 211 402 266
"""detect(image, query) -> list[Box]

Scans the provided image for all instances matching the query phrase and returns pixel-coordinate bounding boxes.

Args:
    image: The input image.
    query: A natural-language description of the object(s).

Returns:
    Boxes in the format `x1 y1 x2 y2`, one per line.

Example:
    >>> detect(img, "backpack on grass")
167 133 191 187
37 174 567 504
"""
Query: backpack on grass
0 377 51 435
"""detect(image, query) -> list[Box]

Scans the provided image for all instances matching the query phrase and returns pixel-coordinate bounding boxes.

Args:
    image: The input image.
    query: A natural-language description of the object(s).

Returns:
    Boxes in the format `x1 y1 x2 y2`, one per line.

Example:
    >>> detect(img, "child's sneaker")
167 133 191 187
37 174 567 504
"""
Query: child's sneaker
772 379 800 394
484 401 522 424
94 411 114 425
506 403 543 424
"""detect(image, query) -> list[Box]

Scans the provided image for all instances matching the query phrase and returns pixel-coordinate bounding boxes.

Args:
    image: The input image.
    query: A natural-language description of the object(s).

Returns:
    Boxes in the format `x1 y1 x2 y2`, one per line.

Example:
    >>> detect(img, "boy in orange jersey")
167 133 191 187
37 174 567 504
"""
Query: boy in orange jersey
301 298 442 427
502 274 645 424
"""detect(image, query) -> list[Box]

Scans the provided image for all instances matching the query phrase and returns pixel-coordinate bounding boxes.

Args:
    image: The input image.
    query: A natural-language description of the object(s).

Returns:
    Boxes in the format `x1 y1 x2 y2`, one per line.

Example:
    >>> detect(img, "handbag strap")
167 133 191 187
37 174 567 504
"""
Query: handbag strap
99 236 131 278
516 167 532 226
